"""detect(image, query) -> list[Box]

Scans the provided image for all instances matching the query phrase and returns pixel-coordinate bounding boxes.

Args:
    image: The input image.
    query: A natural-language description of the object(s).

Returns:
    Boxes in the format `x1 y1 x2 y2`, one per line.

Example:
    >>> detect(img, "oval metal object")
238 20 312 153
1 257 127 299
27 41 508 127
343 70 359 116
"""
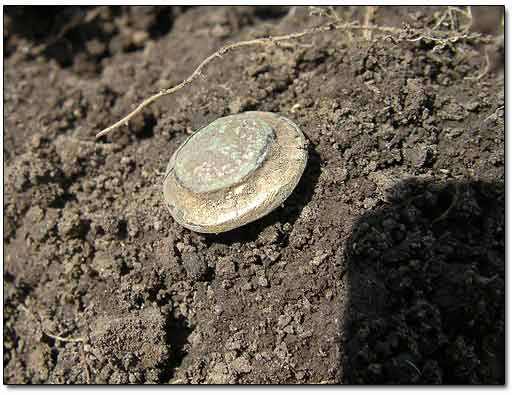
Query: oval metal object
163 111 308 233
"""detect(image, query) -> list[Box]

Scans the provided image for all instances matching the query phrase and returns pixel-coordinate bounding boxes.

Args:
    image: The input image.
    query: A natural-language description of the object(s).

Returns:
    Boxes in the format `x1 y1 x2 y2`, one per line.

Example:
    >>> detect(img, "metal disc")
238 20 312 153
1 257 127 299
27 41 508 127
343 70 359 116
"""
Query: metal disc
163 112 308 233
174 115 275 193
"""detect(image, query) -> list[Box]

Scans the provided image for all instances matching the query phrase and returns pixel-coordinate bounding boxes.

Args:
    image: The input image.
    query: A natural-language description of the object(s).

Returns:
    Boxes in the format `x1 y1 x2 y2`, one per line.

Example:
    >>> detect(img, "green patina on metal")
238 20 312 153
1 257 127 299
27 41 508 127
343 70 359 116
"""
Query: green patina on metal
174 114 276 193
164 111 308 233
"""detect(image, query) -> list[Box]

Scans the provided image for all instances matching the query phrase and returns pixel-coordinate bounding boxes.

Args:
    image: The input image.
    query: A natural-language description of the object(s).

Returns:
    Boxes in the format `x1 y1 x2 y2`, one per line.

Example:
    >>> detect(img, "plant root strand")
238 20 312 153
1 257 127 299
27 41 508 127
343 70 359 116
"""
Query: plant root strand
96 19 492 139
18 305 91 382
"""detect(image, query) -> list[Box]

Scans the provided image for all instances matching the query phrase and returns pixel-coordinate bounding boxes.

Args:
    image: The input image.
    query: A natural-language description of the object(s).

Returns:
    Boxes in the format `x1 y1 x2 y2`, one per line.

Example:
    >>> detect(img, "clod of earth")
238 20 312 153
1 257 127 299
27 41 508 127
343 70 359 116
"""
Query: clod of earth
163 111 308 233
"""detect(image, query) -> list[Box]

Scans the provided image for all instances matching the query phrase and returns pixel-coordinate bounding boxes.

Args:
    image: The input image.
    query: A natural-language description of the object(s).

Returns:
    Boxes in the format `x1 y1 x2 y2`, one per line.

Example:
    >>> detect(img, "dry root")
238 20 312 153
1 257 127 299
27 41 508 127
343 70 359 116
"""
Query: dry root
363 6 378 40
465 48 491 81
432 6 472 33
96 7 492 139
19 305 91 383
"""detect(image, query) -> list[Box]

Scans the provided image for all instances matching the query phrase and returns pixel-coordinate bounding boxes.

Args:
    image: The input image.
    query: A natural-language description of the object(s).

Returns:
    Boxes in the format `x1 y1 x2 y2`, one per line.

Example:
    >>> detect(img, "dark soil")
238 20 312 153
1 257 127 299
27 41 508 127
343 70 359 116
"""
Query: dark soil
3 6 504 384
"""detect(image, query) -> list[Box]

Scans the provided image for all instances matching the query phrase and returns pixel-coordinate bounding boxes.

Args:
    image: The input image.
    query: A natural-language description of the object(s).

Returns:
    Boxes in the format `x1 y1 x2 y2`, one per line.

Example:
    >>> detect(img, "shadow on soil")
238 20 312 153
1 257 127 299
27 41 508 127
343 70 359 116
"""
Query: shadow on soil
161 313 194 383
341 177 505 384
4 6 177 69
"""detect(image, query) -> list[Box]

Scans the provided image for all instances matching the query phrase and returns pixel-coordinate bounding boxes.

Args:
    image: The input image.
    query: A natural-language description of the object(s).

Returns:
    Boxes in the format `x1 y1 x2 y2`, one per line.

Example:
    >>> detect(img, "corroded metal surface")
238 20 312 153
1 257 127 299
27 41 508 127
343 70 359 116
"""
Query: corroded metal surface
174 115 275 193
163 112 308 233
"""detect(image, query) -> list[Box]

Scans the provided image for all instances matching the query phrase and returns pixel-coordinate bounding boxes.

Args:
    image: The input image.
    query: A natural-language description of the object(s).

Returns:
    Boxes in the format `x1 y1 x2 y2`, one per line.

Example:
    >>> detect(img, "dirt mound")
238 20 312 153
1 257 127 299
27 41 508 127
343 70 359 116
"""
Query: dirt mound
4 6 504 384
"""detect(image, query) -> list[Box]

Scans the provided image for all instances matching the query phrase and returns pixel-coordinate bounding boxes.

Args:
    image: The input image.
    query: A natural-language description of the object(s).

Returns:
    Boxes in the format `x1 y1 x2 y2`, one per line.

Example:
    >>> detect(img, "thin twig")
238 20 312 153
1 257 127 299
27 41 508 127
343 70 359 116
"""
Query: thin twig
432 183 460 223
45 332 85 343
19 304 91 382
432 10 448 31
465 48 491 81
449 6 473 33
404 359 421 376
328 6 353 41
328 6 341 22
278 6 297 27
19 305 85 343
96 22 345 138
432 6 473 33
308 6 330 19
80 345 91 384
96 21 490 139
310 6 351 40
483 105 504 122
363 6 377 40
